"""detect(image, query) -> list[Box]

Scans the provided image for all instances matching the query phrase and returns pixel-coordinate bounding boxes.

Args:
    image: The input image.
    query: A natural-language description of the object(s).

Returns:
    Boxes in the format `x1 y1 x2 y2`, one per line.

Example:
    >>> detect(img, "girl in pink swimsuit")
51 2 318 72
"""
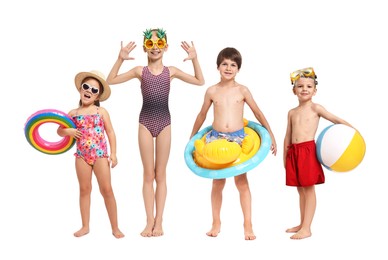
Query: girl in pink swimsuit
73 107 109 165
139 65 171 137
107 28 205 237
57 70 124 239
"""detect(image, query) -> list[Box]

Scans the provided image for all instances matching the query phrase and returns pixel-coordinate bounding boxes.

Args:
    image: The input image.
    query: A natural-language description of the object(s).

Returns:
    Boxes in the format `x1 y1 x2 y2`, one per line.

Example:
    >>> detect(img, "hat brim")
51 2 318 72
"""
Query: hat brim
74 72 111 102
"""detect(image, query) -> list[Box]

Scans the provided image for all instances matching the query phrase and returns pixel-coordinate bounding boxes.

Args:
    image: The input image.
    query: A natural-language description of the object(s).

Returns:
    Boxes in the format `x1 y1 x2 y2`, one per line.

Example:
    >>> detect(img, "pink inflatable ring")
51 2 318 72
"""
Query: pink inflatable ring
24 109 76 155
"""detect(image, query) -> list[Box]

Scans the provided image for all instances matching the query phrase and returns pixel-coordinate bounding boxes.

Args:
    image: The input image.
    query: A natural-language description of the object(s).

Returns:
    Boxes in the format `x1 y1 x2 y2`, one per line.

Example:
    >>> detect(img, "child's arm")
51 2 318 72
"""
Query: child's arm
57 110 81 139
283 110 292 167
57 127 79 139
169 41 205 86
107 41 140 85
190 88 212 138
314 103 354 128
100 107 118 168
244 87 277 155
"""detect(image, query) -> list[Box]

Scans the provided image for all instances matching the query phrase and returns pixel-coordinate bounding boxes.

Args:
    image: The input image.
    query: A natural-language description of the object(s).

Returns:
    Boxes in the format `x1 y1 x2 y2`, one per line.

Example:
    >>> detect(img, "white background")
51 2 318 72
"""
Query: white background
1 0 387 259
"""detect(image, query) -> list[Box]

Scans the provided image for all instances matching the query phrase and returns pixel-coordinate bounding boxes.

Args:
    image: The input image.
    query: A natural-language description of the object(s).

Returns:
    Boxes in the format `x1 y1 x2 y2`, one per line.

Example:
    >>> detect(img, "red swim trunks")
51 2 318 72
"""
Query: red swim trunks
285 140 325 187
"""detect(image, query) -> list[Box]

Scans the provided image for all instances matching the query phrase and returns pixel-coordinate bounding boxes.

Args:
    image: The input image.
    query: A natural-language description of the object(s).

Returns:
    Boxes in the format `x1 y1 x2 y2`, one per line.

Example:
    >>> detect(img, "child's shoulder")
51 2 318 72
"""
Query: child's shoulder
290 101 322 113
208 83 219 89
311 102 326 112
167 65 182 76
235 83 251 95
98 106 108 113
205 83 219 93
96 106 111 119
68 108 78 117
128 65 144 75
306 101 322 110
134 65 144 72
236 83 249 90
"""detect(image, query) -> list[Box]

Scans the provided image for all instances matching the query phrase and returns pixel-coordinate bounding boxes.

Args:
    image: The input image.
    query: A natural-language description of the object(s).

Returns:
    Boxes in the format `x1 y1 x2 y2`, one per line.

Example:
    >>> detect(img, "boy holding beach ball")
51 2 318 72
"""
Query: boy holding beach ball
283 67 356 240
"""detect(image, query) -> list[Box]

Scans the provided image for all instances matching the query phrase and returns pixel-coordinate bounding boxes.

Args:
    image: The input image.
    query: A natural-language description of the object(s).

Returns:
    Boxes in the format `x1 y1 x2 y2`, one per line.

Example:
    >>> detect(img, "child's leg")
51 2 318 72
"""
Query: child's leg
290 186 315 239
138 125 156 237
206 178 226 237
286 186 306 233
234 173 256 240
152 126 171 236
74 158 93 237
94 158 124 239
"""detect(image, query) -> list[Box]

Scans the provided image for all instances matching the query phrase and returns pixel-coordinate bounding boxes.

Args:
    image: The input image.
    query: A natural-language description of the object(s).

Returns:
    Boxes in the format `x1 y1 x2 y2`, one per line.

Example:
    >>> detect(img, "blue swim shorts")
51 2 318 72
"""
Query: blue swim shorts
205 128 246 145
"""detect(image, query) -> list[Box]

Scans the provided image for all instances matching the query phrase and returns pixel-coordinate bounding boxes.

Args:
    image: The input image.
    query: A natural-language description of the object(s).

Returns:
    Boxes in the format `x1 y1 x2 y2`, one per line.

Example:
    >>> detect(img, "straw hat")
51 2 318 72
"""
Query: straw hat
74 70 111 101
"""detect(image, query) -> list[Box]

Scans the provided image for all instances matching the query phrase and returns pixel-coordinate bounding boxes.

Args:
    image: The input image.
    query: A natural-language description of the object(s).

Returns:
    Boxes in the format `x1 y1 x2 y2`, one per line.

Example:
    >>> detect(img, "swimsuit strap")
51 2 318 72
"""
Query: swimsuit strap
96 106 102 119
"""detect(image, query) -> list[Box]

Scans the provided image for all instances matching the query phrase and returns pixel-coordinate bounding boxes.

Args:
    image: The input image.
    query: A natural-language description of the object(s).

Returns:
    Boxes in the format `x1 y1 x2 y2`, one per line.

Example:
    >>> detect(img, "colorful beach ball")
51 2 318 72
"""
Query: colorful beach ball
316 124 366 172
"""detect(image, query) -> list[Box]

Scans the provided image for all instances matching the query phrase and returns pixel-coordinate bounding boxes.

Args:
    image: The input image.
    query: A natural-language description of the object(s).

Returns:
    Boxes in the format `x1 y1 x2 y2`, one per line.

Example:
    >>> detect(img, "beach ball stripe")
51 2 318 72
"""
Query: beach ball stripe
316 124 366 172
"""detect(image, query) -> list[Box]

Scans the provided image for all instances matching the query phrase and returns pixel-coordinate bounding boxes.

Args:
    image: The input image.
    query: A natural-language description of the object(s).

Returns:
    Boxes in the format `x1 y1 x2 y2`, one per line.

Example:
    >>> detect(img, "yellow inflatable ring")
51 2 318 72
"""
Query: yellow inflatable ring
184 120 272 179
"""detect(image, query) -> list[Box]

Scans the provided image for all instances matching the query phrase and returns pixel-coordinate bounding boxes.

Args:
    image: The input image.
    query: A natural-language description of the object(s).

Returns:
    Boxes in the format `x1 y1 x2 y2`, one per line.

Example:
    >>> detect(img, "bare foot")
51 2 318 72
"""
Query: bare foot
152 220 164 237
74 227 89 237
140 222 154 237
112 229 125 239
286 225 301 233
244 231 256 240
244 223 256 240
244 229 256 240
290 229 311 240
206 223 221 237
152 227 164 237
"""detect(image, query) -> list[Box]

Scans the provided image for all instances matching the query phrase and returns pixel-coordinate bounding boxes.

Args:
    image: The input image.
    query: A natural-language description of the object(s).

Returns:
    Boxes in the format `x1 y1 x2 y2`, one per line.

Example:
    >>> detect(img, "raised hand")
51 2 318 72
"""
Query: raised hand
119 41 136 60
181 41 197 62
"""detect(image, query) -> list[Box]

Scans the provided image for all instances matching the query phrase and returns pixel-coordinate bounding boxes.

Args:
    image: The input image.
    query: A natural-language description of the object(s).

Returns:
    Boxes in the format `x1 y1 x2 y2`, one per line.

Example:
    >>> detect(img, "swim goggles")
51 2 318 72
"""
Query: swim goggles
290 67 316 85
143 38 166 49
81 83 99 94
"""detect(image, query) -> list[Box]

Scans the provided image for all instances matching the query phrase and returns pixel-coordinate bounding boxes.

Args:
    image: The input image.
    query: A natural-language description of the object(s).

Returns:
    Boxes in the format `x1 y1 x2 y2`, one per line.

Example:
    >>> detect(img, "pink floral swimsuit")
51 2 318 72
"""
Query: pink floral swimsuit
72 108 108 165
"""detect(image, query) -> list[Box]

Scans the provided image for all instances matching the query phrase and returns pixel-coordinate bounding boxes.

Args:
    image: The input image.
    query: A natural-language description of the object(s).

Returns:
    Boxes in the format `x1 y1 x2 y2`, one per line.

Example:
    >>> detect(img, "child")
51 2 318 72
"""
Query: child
107 28 205 237
283 67 353 239
57 70 124 238
189 47 277 240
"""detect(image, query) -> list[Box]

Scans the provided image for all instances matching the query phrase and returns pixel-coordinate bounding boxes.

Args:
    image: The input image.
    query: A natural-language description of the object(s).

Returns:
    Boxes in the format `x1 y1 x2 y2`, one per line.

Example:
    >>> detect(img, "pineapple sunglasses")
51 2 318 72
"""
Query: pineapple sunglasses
143 38 166 49
290 67 316 85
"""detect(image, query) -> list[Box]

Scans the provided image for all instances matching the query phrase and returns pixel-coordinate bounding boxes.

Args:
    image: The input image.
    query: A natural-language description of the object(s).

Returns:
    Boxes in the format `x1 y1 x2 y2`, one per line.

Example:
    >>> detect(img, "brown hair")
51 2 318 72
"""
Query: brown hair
216 47 242 69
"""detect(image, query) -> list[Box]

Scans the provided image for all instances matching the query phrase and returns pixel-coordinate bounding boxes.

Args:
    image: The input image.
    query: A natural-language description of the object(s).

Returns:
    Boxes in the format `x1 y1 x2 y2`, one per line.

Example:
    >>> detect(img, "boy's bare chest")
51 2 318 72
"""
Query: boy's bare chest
213 91 244 106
